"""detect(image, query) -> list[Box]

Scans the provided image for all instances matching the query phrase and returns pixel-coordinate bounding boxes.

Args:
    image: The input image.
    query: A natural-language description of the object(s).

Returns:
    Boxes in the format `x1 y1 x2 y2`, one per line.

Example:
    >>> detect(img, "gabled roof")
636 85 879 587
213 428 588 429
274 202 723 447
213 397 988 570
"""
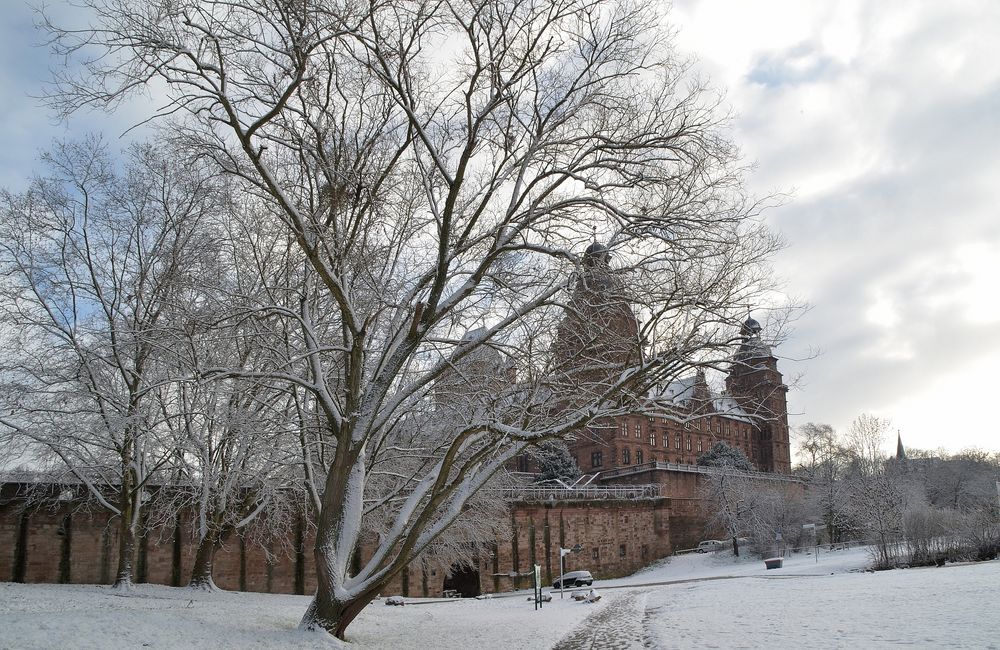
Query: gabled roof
645 375 753 423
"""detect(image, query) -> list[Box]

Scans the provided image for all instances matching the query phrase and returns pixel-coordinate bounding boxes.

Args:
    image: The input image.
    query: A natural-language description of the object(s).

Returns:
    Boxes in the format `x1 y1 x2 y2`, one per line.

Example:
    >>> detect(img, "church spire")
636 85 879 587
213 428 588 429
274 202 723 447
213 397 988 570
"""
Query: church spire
896 431 907 461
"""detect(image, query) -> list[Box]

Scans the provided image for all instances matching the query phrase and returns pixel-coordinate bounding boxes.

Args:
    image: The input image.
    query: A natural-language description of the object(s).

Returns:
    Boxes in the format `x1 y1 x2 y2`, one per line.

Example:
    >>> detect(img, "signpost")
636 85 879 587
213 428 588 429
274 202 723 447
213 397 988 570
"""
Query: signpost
558 543 584 599
533 564 542 610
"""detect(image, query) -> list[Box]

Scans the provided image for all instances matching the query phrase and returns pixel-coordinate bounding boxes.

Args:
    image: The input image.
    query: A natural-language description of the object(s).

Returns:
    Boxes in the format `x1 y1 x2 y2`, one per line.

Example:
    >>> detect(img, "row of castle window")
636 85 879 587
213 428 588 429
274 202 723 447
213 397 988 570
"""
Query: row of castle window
589 441 709 468
621 419 751 440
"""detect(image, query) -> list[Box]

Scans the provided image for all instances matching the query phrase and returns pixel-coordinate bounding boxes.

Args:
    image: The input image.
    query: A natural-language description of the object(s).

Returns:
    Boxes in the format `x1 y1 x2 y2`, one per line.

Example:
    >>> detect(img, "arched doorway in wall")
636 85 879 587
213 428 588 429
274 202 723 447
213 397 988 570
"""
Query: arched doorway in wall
442 563 481 597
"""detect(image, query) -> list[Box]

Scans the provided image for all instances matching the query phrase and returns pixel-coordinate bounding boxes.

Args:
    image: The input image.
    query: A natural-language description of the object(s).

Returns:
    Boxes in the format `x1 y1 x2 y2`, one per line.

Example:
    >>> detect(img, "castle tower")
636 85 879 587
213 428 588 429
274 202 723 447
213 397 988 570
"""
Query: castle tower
435 327 508 420
725 315 791 473
690 368 714 415
552 242 640 393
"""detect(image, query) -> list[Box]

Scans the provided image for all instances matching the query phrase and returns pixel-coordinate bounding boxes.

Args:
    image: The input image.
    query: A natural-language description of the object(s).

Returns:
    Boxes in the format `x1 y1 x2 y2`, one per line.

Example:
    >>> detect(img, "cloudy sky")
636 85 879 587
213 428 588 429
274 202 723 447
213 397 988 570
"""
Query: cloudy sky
668 0 1000 454
2 1 998 454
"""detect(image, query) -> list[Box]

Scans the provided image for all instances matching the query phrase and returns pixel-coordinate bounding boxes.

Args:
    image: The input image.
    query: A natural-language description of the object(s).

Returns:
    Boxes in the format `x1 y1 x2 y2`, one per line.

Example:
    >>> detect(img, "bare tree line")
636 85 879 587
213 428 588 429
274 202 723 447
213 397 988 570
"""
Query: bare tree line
795 416 999 568
699 415 999 566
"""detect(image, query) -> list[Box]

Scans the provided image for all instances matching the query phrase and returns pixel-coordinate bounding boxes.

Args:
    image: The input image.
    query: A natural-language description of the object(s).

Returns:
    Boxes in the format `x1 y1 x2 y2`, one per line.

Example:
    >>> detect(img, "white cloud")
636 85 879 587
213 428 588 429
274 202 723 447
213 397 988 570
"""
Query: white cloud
670 0 1000 451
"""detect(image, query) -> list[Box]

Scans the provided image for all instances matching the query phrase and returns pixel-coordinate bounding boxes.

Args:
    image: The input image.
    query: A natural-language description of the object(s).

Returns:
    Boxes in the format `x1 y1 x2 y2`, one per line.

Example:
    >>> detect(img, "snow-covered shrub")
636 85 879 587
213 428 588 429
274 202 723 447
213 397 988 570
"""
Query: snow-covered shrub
957 507 1000 562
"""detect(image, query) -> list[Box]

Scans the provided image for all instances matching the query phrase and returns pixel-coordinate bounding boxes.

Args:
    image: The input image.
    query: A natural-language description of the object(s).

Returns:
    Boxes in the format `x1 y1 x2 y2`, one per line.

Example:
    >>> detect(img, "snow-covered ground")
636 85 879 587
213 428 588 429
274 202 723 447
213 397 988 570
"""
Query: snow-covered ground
604 544 874 587
2 549 998 649
643 558 1000 648
0 581 601 650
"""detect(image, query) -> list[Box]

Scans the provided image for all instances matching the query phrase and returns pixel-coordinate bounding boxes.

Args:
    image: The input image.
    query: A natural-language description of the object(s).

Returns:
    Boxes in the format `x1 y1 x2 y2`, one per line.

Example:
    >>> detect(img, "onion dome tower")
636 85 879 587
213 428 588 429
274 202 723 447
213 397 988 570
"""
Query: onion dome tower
726 315 791 473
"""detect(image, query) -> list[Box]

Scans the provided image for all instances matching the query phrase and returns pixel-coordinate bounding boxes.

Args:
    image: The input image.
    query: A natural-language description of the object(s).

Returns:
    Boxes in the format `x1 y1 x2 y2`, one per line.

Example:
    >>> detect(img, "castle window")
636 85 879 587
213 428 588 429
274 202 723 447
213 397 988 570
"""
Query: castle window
674 435 681 450
621 421 628 437
516 455 530 472
686 438 692 451
634 423 641 438
592 548 600 560
649 433 656 447
662 434 669 448
619 544 627 557
697 440 703 452
636 449 643 464
622 448 631 465
591 451 603 468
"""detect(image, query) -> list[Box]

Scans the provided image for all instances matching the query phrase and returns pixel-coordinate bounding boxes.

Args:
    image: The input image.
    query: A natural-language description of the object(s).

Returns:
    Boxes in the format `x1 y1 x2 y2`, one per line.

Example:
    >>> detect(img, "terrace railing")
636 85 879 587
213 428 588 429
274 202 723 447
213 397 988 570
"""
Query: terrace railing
598 461 804 483
500 483 661 502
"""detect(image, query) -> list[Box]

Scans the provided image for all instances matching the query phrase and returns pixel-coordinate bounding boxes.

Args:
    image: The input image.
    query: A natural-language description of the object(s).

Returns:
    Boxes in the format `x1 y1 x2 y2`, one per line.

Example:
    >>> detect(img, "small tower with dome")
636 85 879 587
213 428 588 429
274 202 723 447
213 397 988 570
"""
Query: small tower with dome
726 314 791 473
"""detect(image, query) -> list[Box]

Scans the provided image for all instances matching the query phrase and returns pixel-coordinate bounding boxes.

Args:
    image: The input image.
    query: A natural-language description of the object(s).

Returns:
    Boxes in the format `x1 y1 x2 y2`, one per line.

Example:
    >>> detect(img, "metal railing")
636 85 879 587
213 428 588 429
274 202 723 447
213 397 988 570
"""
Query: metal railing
500 484 661 502
598 461 804 484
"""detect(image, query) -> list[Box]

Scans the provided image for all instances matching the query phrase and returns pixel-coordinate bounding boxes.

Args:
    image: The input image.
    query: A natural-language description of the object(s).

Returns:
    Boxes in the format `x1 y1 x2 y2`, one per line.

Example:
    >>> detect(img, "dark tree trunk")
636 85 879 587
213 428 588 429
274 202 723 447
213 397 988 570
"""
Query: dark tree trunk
171 514 183 587
300 449 392 639
732 536 740 557
115 426 139 589
300 578 381 640
58 513 73 584
189 530 221 590
115 516 136 588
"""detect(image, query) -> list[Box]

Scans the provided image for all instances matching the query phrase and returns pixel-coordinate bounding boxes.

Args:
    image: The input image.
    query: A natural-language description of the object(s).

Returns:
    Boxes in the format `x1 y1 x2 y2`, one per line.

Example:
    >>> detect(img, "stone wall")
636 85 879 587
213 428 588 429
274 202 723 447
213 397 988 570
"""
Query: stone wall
488 498 672 593
0 484 675 598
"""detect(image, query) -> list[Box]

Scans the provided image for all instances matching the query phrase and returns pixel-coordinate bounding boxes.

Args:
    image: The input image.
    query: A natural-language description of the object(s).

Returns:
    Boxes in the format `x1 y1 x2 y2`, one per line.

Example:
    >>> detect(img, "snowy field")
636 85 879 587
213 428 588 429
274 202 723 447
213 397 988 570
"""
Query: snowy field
2 549 998 649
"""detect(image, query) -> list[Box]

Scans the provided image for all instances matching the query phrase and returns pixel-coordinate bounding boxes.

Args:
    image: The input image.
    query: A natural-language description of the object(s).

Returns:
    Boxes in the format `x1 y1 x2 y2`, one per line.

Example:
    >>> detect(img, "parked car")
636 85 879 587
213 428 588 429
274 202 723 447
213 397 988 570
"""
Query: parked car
696 540 724 553
552 570 594 589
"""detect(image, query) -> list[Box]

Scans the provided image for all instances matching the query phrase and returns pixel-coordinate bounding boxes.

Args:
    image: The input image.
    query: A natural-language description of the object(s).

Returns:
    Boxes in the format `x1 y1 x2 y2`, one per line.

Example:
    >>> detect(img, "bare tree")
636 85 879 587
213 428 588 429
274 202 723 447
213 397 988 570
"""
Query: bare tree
699 460 782 557
0 138 219 587
151 195 310 590
794 422 836 479
153 336 301 590
43 0 788 636
842 414 906 568
794 422 852 544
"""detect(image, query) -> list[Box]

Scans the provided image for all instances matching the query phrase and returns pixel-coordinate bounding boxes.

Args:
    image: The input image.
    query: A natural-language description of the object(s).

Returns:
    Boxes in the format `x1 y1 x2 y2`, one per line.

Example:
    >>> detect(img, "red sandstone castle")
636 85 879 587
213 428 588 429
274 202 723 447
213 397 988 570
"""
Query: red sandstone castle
524 241 791 480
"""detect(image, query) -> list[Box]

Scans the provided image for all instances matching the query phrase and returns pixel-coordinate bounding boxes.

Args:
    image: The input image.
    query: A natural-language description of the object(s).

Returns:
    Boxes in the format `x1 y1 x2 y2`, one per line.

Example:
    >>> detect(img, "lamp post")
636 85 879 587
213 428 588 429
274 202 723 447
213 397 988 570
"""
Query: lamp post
558 543 584 599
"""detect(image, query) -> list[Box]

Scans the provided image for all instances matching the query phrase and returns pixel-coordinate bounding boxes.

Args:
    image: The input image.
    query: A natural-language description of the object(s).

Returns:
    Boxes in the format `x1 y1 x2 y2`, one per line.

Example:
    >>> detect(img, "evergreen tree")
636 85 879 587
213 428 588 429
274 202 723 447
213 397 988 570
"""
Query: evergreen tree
534 442 582 483
698 442 755 471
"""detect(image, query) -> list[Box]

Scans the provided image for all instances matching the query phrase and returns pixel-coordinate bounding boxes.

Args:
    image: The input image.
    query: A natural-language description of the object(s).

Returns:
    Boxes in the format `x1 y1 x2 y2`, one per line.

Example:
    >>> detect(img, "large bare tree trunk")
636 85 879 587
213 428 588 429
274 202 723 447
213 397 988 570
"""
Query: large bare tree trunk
114 463 137 589
189 530 221 590
301 588 375 641
300 448 407 639
115 512 136 588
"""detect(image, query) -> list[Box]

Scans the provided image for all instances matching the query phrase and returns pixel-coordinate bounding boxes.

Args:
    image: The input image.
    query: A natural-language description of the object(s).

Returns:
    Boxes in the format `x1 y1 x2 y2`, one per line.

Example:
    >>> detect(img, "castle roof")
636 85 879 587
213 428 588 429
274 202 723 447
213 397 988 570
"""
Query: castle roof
584 240 610 261
646 375 753 423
